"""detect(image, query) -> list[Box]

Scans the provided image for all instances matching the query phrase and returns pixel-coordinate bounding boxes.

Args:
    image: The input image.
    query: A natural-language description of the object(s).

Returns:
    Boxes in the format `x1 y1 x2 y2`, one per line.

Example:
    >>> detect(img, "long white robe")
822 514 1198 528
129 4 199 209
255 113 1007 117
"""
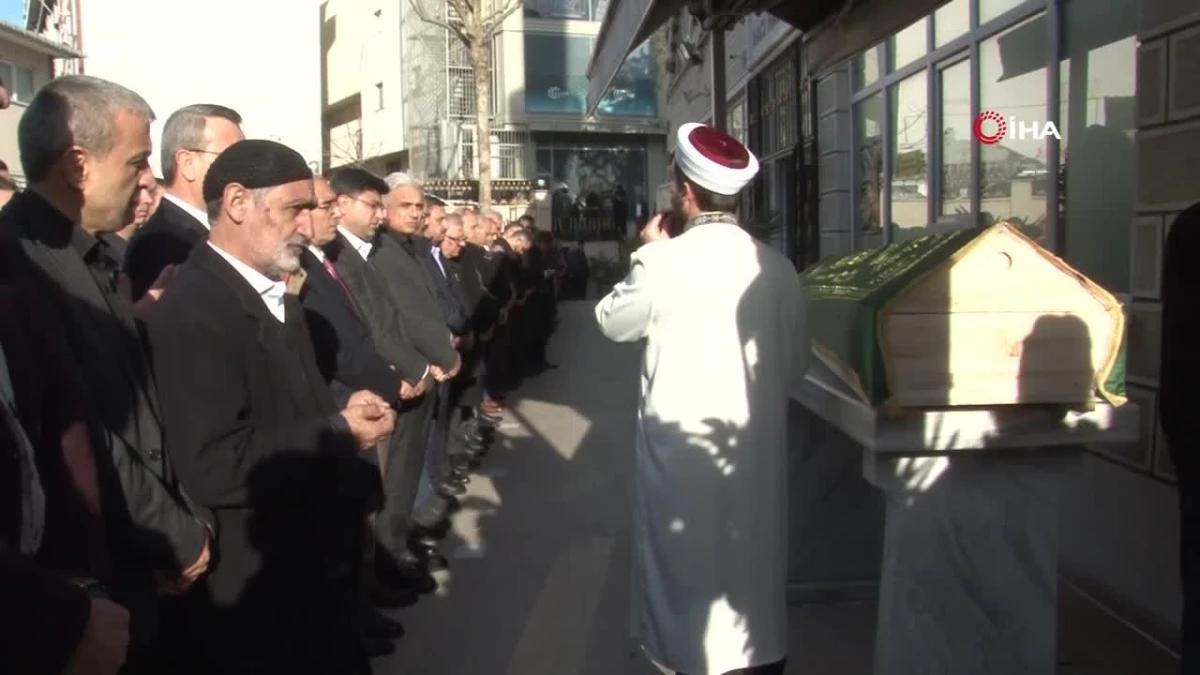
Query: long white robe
595 218 810 675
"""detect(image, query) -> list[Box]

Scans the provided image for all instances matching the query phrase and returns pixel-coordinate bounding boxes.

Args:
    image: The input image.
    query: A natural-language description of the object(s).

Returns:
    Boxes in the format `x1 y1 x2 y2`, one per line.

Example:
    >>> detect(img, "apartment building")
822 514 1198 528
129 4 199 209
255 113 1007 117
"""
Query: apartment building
644 0 1195 649
322 0 668 218
0 16 84 184
27 0 324 175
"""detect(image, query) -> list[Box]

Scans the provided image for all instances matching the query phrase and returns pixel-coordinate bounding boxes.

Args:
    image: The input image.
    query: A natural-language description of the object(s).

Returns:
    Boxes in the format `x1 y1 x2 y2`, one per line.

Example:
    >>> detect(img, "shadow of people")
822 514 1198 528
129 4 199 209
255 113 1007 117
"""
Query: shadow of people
232 449 371 675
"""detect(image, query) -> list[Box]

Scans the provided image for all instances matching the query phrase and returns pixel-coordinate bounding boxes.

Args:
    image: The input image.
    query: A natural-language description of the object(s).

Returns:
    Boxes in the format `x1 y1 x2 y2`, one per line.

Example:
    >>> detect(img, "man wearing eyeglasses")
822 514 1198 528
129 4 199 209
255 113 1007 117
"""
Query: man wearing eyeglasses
124 104 244 300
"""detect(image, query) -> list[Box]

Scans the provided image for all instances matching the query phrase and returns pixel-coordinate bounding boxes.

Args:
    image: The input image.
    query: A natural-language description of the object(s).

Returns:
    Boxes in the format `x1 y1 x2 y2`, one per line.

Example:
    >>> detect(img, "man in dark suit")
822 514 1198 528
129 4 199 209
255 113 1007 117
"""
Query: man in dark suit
124 104 243 300
1160 202 1200 673
0 75 211 670
295 175 413 654
328 168 450 591
145 140 396 674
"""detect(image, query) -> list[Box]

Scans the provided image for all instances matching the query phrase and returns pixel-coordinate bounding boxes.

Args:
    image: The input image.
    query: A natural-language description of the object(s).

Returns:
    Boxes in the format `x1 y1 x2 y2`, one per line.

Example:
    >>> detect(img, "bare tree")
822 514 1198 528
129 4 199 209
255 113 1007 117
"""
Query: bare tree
408 0 523 209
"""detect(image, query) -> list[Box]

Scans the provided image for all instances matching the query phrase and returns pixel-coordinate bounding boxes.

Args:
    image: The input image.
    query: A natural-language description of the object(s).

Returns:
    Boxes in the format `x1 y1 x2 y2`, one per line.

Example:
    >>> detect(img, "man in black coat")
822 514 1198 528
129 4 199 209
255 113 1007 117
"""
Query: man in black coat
123 104 243 300
145 140 396 675
1160 201 1200 673
329 168 453 589
0 75 211 671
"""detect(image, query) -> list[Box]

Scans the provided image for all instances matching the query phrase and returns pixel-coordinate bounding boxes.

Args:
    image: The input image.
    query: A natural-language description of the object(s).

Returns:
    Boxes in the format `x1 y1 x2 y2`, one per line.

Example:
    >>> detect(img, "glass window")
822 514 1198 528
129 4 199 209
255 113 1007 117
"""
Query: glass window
980 0 1025 25
13 66 32 103
938 59 973 220
979 14 1050 244
1059 0 1137 293
596 40 659 118
935 0 970 46
729 98 747 145
889 19 929 71
852 45 882 91
524 33 594 114
525 0 590 20
855 92 884 247
890 71 930 241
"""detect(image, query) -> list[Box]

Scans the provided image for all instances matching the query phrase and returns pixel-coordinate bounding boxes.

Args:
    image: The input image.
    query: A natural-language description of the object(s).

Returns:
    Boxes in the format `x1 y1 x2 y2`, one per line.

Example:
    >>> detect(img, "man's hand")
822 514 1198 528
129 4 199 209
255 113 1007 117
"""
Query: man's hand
156 530 211 595
347 390 390 410
640 213 669 244
63 597 130 675
341 402 397 450
430 356 461 382
498 308 509 325
399 380 417 400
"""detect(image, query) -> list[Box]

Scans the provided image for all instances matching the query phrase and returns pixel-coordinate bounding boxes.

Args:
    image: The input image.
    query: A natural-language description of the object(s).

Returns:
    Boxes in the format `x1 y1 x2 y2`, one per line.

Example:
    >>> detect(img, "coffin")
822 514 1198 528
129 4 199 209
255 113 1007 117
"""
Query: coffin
799 223 1127 408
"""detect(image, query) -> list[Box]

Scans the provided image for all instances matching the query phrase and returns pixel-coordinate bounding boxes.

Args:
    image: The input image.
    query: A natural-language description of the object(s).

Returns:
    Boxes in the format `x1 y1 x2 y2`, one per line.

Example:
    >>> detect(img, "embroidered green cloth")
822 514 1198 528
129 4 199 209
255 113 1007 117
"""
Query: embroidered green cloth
799 227 1127 407
799 229 980 406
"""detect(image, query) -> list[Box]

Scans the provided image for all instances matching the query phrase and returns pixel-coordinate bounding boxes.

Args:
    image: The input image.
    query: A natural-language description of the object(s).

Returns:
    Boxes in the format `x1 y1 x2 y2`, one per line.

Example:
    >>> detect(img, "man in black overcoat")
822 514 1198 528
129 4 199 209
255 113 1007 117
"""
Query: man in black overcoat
0 75 211 670
144 140 396 675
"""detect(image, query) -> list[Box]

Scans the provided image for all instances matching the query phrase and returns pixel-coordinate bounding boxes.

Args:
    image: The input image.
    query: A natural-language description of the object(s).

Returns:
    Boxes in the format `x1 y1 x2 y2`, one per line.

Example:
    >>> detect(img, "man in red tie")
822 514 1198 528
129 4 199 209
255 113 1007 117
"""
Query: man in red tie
293 174 420 658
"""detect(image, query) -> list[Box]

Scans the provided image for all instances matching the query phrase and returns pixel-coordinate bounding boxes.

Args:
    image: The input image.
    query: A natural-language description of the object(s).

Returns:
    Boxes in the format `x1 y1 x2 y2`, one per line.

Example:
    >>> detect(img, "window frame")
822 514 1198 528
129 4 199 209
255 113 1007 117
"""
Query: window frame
847 0 1061 252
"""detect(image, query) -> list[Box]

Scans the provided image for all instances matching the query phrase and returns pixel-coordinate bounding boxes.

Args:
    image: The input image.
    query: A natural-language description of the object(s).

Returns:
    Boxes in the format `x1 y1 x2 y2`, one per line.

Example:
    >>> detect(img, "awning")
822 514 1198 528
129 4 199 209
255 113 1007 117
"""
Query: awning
585 0 839 117
585 0 688 117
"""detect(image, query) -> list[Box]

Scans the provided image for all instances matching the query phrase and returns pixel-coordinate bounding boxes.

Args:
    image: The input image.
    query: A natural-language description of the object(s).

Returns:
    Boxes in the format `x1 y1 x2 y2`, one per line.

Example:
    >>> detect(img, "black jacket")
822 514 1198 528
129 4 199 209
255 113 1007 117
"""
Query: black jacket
144 243 365 672
123 196 209 301
326 234 430 384
0 191 206 576
414 237 470 335
298 248 403 406
1159 201 1200 473
368 230 458 370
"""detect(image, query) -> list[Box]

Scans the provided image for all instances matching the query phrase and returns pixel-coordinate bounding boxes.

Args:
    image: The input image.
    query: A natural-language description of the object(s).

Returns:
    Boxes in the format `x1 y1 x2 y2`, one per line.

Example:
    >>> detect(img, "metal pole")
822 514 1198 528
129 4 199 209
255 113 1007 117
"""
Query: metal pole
710 29 728 130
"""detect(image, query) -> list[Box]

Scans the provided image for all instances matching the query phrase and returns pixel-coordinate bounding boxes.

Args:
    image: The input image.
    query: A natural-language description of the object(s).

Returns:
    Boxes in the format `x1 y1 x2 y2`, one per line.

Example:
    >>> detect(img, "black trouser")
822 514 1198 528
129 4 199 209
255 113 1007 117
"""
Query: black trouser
527 293 555 365
483 323 510 400
376 392 435 564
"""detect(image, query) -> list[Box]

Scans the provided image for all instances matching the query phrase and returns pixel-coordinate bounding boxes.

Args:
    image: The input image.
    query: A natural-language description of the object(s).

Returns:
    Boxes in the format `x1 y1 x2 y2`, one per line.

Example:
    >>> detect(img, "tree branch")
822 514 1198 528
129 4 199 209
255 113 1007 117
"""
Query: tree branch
407 0 470 43
483 0 523 37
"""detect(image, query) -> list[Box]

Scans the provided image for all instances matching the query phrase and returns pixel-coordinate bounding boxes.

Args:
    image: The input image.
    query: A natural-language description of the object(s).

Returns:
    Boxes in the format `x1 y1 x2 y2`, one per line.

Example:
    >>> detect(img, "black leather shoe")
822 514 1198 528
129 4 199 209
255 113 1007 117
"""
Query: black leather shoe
364 637 396 658
369 583 418 609
364 611 406 640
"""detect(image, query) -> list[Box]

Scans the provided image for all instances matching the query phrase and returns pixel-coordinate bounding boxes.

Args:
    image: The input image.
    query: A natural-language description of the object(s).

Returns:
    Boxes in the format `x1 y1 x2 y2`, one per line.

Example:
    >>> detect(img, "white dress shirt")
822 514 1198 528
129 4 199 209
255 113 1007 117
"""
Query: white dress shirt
208 242 287 323
308 245 328 263
430 246 447 278
337 226 374 260
163 192 211 231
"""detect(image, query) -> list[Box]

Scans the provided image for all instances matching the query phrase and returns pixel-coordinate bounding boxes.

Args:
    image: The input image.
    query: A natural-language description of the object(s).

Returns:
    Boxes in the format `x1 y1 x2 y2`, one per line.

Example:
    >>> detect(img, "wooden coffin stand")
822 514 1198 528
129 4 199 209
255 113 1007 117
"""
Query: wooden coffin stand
789 223 1139 675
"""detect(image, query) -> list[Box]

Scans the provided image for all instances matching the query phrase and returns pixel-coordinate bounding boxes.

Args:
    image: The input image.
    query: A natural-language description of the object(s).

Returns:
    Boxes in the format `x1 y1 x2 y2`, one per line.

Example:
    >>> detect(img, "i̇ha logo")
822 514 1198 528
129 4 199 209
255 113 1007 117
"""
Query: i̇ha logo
973 110 1061 144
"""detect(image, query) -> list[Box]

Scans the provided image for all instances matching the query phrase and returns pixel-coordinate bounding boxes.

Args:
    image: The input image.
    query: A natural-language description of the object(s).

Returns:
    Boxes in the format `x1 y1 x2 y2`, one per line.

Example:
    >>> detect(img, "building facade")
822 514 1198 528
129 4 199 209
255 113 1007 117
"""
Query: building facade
0 17 84 184
322 0 668 228
661 0 1195 647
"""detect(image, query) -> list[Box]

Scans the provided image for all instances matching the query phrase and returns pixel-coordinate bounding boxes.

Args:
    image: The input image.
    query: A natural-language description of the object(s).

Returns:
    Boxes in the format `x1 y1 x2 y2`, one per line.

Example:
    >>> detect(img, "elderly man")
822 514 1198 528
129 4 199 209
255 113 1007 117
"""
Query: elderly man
145 140 396 674
124 104 243 300
595 123 810 675
0 75 211 670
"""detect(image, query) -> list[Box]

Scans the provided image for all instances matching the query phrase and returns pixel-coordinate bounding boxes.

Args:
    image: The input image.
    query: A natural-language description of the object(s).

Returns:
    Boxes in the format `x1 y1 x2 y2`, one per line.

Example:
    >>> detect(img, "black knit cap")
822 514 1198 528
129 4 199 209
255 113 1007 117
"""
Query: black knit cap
202 139 313 204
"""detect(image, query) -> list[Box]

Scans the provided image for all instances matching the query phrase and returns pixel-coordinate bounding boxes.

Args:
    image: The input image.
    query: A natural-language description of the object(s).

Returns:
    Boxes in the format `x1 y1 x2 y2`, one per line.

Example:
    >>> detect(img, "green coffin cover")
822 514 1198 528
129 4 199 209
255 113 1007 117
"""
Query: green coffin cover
799 229 980 407
798 227 1128 408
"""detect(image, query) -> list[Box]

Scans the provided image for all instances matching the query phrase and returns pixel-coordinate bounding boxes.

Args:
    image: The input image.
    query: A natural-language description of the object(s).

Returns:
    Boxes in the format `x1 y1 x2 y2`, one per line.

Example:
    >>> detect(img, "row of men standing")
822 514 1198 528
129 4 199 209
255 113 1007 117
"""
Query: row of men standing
0 74 561 675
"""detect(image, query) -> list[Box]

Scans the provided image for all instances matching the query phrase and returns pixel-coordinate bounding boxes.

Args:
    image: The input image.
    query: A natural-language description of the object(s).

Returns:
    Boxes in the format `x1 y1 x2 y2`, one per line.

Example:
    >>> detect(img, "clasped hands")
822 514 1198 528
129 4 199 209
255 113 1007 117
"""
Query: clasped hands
429 354 462 383
341 390 398 450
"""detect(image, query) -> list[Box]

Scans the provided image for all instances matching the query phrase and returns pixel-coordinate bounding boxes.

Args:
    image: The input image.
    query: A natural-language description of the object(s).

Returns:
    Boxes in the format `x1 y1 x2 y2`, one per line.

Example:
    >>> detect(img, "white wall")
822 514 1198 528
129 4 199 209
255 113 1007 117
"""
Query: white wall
80 0 323 174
